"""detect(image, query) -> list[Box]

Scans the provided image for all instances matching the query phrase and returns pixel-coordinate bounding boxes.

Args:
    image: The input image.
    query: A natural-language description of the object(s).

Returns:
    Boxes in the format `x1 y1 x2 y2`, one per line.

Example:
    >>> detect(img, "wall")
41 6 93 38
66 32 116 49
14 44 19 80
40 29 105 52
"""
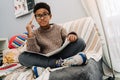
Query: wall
0 0 87 39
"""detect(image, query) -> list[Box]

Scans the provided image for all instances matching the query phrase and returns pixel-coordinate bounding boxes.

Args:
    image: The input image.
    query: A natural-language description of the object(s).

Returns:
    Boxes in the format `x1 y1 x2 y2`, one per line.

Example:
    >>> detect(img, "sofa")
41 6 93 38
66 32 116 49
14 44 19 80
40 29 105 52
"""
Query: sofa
1 17 103 80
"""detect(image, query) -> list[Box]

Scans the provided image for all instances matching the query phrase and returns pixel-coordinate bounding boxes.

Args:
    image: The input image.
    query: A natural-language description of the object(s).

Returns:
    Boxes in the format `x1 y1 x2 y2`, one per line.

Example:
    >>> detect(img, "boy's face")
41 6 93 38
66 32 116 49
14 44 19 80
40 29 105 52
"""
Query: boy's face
35 8 51 27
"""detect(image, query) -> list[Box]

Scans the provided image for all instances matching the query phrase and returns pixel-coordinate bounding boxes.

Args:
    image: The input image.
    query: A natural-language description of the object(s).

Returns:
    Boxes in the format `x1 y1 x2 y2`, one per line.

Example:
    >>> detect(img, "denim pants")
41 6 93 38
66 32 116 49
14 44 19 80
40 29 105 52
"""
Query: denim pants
18 38 86 68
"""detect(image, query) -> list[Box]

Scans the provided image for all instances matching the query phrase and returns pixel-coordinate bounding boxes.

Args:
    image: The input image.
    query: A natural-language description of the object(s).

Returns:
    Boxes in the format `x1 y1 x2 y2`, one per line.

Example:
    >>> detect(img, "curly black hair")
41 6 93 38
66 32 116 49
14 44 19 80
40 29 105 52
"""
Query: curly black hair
33 2 51 14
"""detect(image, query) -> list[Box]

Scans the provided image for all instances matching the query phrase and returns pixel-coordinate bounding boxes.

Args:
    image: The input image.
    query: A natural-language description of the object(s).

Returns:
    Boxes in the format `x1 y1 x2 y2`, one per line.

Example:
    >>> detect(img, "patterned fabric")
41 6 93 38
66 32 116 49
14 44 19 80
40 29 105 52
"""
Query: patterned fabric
9 33 28 49
4 67 34 80
0 63 22 77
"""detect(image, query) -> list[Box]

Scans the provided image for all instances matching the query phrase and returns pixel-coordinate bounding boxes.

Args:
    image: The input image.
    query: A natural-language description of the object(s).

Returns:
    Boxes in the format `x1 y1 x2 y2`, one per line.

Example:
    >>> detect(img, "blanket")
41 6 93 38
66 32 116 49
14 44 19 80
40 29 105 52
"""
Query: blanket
1 59 103 80
49 59 103 80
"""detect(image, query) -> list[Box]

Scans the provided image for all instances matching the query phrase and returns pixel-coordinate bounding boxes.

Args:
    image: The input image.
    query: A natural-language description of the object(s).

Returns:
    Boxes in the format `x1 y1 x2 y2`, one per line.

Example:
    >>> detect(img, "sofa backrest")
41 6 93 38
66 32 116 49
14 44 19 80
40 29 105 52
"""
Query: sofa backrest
60 17 103 61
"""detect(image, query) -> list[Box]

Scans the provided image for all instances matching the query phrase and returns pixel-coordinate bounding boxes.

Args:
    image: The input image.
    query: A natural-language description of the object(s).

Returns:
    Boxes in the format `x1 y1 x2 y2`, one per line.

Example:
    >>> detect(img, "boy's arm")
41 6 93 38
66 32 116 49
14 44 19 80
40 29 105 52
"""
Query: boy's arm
27 36 41 53
26 15 41 53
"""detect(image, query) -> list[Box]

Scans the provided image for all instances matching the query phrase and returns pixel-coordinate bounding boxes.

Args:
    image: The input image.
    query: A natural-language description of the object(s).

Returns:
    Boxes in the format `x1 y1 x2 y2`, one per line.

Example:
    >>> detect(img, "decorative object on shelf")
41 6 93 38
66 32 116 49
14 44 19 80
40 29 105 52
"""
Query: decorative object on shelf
14 0 35 18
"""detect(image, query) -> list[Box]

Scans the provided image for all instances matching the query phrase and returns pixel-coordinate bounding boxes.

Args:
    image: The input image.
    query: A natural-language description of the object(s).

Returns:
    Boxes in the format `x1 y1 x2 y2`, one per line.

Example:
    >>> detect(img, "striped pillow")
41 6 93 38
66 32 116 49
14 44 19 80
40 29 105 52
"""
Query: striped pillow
9 33 28 49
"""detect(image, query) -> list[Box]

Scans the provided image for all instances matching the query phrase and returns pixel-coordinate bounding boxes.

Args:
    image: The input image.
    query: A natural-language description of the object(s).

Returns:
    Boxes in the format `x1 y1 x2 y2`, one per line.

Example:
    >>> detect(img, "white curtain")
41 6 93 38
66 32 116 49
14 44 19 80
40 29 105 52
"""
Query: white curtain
81 0 120 78
97 0 120 71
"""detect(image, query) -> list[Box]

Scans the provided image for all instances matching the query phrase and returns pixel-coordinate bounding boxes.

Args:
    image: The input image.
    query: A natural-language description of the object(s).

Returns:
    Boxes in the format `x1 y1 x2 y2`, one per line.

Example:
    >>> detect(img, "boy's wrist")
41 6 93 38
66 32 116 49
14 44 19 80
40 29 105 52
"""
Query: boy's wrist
28 33 34 38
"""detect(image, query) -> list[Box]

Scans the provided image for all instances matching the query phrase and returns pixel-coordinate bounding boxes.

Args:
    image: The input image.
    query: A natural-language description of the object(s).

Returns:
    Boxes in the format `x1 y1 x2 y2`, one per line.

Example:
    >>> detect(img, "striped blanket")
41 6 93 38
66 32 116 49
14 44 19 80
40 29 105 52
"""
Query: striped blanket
3 17 103 80
61 17 103 62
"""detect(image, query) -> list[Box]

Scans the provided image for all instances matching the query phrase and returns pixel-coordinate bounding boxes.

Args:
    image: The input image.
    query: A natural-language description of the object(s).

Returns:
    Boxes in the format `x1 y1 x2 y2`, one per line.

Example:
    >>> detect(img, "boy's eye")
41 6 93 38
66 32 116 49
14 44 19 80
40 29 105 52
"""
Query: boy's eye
35 13 49 19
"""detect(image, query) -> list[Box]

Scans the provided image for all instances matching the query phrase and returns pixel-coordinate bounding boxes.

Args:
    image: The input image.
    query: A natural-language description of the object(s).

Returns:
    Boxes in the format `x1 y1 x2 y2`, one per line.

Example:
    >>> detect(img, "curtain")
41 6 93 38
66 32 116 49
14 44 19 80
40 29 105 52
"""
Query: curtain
97 0 120 72
81 0 120 78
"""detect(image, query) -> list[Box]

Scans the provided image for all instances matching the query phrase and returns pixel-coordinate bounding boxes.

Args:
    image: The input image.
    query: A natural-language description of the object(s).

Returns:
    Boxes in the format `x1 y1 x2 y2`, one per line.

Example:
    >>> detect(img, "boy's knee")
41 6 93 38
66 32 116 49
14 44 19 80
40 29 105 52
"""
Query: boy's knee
76 38 86 51
18 52 30 67
18 53 24 65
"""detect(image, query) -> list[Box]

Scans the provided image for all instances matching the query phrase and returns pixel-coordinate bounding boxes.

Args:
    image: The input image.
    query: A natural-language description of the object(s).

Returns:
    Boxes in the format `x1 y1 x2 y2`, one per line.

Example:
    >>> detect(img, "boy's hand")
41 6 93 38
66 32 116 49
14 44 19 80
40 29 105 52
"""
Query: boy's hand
67 34 77 42
26 15 35 37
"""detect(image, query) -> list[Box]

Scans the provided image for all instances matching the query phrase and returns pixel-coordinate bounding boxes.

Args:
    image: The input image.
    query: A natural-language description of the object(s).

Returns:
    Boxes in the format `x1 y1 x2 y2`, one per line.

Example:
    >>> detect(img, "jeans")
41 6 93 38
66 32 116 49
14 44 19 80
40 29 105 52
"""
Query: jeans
18 38 86 68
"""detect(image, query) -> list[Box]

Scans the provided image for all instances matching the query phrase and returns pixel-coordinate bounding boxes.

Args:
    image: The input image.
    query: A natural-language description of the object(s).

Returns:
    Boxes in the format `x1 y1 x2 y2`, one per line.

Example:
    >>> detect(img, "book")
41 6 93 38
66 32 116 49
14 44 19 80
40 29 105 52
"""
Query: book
25 39 70 57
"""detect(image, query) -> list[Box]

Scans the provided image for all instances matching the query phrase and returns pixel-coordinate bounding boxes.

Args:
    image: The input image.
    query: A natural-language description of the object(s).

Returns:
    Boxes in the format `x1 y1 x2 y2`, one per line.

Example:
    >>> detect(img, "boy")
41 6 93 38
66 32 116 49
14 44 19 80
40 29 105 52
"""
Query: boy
19 2 86 68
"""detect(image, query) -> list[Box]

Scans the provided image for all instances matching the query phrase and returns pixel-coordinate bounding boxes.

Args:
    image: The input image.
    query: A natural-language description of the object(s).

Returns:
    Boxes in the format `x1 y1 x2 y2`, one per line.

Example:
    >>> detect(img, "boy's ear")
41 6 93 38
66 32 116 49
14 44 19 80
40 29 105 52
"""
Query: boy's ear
50 14 52 18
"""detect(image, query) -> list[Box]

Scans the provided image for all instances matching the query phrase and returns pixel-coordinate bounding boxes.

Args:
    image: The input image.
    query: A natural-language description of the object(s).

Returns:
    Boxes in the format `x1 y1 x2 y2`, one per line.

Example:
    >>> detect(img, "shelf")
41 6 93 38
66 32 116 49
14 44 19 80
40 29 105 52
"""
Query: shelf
0 38 8 54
